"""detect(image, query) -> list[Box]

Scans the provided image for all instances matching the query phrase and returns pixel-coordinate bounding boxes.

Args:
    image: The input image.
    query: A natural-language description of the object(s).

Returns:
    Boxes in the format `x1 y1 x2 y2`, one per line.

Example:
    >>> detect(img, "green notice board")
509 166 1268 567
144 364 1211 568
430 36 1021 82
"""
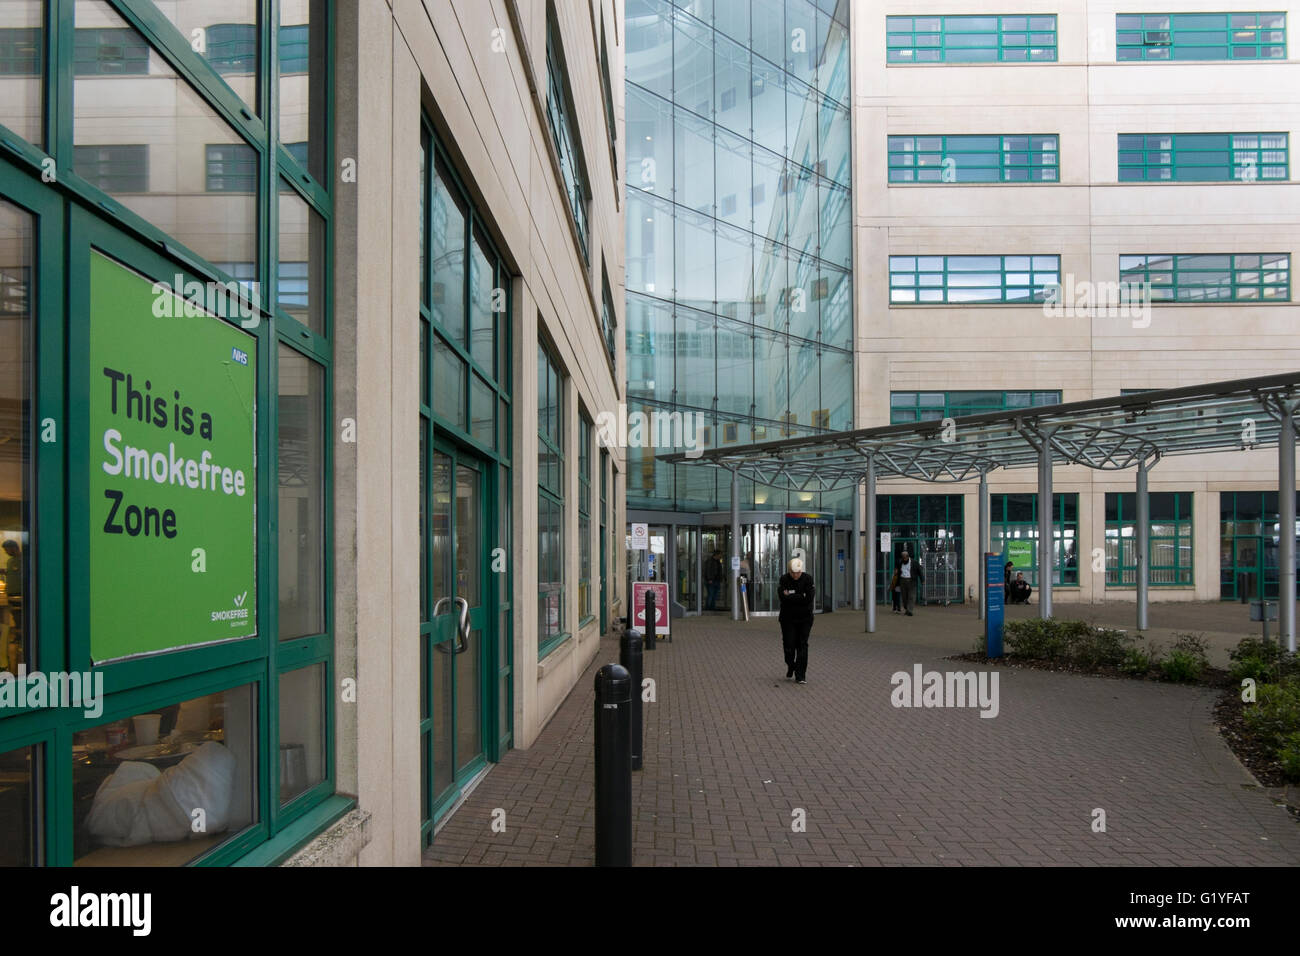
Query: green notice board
89 252 257 662
1007 540 1034 568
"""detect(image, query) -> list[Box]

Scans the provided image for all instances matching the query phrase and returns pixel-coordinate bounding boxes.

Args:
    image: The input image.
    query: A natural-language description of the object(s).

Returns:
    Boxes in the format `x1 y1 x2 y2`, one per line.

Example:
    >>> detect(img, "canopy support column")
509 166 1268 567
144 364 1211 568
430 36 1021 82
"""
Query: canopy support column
1038 438 1053 620
852 478 863 611
1281 405 1296 652
978 471 989 621
865 455 877 634
1136 458 1150 633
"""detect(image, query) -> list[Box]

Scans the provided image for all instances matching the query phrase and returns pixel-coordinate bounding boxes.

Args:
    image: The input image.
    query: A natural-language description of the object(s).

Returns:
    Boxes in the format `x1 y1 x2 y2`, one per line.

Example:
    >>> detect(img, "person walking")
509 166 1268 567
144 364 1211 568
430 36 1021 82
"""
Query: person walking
897 550 922 616
778 557 815 683
889 566 902 613
703 549 723 610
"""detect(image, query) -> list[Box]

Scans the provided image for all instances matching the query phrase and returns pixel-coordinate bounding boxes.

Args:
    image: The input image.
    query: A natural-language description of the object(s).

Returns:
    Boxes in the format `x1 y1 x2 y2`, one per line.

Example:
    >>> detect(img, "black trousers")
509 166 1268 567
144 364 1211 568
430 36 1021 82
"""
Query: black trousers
781 618 812 679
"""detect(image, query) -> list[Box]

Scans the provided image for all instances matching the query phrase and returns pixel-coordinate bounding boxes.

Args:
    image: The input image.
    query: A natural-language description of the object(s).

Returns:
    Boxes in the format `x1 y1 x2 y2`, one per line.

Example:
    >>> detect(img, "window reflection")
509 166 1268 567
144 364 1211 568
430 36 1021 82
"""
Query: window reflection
73 0 256 277
0 200 32 677
278 664 325 804
0 744 37 865
0 1 43 146
278 345 325 640
278 0 328 182
153 1 258 114
73 685 256 865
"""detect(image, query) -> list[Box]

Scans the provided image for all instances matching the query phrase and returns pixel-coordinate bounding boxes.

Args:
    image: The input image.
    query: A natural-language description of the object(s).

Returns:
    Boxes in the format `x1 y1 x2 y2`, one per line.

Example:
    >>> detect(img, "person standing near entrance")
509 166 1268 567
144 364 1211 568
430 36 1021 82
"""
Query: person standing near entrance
898 551 922 616
778 557 815 683
703 549 723 610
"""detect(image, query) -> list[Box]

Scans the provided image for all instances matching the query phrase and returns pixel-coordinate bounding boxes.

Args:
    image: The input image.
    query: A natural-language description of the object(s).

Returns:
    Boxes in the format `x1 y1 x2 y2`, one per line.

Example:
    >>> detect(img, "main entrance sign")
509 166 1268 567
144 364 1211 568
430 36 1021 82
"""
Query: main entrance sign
89 252 257 662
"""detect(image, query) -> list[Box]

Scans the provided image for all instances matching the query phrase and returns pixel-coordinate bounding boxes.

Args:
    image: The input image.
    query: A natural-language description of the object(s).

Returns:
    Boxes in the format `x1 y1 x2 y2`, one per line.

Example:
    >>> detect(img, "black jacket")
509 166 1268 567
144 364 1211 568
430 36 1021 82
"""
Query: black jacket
777 572 815 623
704 557 723 583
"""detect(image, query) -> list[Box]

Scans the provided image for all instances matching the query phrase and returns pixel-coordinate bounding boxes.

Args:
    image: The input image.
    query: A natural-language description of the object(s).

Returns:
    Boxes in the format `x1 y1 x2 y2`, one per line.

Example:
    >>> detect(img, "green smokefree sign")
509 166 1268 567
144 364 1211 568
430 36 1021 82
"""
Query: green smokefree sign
90 252 257 661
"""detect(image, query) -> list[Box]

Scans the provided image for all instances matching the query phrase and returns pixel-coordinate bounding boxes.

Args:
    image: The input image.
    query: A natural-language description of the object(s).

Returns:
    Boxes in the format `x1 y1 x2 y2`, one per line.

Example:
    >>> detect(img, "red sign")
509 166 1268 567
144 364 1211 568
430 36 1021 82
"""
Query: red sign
632 582 670 634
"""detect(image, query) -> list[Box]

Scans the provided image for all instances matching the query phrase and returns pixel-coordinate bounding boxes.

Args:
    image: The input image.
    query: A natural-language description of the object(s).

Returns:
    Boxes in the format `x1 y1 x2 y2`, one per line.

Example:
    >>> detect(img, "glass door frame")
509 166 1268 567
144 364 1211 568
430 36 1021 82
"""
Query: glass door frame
421 433 501 841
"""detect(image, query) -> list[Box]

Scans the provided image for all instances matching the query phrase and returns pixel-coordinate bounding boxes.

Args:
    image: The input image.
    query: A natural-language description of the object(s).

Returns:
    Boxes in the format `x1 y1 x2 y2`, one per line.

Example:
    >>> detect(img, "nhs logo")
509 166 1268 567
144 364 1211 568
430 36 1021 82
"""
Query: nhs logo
231 347 249 366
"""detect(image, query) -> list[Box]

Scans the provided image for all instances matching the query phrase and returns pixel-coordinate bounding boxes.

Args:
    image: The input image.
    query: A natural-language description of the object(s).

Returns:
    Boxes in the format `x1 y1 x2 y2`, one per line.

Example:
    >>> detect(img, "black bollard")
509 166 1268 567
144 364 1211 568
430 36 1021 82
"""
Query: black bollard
644 589 657 651
594 663 632 866
620 629 644 772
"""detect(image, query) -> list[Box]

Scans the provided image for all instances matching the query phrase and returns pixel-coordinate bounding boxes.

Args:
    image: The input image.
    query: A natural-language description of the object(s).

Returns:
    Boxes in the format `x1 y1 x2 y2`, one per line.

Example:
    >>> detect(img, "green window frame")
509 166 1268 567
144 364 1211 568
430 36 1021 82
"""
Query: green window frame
1118 132 1289 182
0 0 340 867
579 413 592 625
600 267 617 367
545 6 589 263
1105 492 1193 586
1219 491 1300 600
887 15 1058 63
538 342 566 657
889 254 1061 304
991 493 1080 588
872 495 964 603
1119 253 1290 302
889 390 1061 424
889 135 1059 183
1116 12 1286 60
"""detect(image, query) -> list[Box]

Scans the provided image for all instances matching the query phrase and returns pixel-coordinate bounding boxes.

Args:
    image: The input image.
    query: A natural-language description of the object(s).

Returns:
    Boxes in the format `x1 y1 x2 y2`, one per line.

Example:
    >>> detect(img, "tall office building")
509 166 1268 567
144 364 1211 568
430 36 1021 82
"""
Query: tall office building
624 0 856 614
860 1 1299 606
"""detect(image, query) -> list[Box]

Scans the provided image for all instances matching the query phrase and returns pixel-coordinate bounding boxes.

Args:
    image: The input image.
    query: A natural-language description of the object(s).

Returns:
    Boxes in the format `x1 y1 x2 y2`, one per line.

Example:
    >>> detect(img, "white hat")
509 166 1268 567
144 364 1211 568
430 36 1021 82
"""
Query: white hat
789 557 804 573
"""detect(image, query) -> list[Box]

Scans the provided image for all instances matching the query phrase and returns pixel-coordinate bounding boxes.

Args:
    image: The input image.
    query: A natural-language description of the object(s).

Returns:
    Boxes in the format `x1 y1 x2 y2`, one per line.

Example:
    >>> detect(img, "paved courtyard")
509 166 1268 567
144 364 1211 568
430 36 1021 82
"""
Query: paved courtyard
425 603 1300 866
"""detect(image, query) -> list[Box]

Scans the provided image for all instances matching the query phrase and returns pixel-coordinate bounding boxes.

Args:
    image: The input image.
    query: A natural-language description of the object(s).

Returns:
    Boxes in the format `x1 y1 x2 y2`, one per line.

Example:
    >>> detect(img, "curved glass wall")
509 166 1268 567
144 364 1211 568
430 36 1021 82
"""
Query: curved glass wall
625 0 853 516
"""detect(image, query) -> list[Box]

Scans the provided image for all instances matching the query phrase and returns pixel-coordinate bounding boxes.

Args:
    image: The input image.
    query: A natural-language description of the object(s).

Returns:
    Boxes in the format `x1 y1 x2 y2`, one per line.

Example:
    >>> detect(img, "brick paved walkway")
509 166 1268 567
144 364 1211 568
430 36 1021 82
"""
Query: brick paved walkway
424 609 1300 866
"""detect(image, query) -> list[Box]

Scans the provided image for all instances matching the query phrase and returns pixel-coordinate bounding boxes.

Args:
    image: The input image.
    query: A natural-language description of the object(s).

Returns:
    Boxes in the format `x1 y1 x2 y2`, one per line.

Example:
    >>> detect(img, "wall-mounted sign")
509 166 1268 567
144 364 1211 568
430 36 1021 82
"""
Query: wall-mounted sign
630 523 648 550
880 532 892 552
785 512 832 526
89 251 257 662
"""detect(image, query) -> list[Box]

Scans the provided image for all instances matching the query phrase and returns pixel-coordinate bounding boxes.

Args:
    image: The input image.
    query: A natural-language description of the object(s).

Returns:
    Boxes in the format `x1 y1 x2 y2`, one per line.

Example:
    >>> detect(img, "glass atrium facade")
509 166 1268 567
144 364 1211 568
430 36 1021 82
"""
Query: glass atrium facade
625 0 853 515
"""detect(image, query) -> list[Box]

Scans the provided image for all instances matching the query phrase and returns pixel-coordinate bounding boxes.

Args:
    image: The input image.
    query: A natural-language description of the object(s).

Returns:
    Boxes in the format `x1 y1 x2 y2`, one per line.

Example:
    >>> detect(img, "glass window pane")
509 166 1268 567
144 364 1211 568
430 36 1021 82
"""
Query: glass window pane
279 663 325 804
0 2 43 146
468 232 496 374
278 0 327 181
74 0 256 276
0 201 32 676
470 373 494 449
430 158 467 346
278 346 326 639
278 180 326 334
434 336 466 430
157 1 259 115
73 684 257 864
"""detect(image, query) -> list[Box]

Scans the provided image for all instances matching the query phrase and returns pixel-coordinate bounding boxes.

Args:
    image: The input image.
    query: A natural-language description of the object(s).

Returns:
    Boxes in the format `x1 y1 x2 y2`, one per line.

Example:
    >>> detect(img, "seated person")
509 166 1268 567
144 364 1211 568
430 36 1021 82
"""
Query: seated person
1009 572 1033 604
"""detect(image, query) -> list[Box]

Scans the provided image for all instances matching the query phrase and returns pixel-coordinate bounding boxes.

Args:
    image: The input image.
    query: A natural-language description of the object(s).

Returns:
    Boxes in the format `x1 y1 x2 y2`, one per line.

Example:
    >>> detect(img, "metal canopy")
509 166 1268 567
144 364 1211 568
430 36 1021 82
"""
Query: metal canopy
659 371 1300 490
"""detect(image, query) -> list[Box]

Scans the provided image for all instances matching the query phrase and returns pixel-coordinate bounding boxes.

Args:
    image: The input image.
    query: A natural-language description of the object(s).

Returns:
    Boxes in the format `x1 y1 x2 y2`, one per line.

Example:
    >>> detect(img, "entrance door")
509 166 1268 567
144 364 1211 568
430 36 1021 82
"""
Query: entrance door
423 440 493 839
786 523 830 612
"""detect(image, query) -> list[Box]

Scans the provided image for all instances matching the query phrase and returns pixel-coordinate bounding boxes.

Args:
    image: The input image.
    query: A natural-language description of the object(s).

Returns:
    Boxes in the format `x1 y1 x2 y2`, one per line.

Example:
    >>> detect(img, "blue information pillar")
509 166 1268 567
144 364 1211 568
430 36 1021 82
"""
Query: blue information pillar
985 552 1004 658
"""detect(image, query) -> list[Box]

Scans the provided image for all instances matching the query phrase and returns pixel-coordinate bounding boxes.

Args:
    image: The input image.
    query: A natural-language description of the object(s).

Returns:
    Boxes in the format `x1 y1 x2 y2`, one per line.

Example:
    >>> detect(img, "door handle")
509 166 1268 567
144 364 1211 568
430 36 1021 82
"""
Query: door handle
432 596 471 654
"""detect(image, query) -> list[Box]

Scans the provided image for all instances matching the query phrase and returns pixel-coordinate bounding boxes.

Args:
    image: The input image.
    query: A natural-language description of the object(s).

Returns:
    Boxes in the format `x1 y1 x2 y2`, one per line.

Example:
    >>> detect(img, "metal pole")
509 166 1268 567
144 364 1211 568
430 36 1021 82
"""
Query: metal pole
1038 436 1053 620
852 479 863 611
865 455 877 634
593 664 632 866
1136 458 1150 632
978 471 989 621
731 469 741 623
1281 405 1296 652
619 630 644 771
